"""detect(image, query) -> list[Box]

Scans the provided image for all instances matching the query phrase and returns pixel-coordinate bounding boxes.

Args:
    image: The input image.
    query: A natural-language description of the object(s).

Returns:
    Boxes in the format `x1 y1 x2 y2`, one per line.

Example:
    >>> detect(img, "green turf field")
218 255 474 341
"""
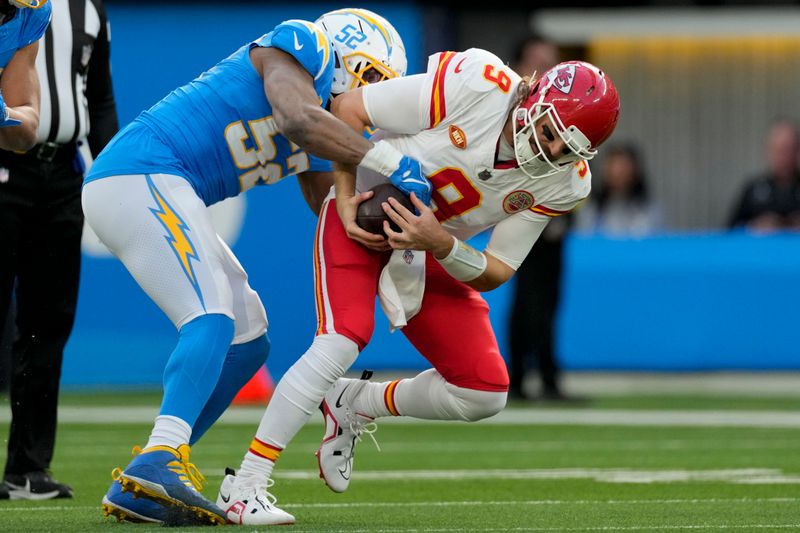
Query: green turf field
1 391 798 532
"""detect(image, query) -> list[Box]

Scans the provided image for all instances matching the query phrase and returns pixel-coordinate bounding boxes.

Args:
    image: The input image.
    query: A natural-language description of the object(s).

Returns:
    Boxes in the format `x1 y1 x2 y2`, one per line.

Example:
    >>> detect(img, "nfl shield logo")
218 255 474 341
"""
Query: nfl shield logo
403 250 414 264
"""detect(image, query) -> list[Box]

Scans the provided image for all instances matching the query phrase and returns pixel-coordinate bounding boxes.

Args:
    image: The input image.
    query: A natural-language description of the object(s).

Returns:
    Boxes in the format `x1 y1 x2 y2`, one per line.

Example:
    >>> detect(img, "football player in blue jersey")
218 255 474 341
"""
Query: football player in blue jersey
0 0 50 150
83 7 419 526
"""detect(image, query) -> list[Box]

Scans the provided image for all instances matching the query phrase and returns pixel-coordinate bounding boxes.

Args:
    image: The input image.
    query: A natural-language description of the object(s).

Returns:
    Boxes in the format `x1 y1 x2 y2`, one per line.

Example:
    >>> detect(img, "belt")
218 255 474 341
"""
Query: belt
32 141 76 163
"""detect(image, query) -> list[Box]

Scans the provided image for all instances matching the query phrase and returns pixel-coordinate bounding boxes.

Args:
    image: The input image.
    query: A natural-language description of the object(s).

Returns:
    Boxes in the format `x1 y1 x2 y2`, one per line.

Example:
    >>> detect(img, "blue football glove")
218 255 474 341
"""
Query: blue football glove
388 156 432 206
0 92 21 128
361 140 433 207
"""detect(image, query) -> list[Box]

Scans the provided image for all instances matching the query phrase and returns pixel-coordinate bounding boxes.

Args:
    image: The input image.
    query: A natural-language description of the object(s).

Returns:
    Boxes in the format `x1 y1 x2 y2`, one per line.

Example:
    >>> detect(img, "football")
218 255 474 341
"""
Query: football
356 183 415 236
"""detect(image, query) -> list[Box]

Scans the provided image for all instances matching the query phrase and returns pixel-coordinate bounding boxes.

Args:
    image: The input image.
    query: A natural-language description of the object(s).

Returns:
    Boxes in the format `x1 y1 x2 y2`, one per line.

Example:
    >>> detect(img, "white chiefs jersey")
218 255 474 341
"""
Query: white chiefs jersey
357 48 592 267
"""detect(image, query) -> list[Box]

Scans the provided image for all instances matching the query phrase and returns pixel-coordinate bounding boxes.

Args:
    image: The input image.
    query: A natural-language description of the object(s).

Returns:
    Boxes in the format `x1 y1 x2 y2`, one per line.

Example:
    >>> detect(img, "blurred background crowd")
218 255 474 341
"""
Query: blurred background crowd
3 0 799 400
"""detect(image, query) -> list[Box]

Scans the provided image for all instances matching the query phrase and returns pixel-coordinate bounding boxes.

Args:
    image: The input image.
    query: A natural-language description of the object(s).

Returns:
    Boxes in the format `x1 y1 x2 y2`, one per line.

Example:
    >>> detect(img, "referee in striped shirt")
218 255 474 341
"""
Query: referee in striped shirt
0 0 117 500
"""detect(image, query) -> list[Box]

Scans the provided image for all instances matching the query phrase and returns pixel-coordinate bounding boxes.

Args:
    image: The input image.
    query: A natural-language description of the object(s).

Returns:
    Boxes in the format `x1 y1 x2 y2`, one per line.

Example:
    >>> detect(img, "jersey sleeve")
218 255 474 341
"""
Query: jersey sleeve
419 48 520 130
21 3 51 47
528 161 592 219
362 74 428 134
484 213 549 270
253 19 334 84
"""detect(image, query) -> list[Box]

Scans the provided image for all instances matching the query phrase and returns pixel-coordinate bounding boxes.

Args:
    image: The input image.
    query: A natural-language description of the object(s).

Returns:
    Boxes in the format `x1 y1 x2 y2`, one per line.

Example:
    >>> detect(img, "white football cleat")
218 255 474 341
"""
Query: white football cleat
216 468 294 526
316 371 380 493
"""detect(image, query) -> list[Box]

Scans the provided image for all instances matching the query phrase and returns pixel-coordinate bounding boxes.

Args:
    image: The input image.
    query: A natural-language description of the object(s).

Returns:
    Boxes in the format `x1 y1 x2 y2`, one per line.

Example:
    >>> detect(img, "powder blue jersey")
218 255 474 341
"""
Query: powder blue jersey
0 5 51 69
86 19 335 205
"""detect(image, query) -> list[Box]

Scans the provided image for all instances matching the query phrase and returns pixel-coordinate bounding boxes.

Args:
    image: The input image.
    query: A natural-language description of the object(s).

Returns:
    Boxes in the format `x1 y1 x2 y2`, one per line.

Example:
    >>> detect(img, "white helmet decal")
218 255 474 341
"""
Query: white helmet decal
546 64 577 95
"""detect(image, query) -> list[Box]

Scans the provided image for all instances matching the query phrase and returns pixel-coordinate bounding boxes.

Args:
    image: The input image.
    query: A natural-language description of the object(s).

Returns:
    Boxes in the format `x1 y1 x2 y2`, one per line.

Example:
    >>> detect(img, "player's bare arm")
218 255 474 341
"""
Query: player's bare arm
296 171 334 215
251 46 373 165
329 88 392 250
383 194 516 291
0 42 41 151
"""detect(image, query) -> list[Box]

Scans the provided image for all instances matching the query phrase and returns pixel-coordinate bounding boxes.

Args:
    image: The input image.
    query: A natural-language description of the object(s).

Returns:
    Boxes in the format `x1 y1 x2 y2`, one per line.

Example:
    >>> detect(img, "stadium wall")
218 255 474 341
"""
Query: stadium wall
62 4 800 387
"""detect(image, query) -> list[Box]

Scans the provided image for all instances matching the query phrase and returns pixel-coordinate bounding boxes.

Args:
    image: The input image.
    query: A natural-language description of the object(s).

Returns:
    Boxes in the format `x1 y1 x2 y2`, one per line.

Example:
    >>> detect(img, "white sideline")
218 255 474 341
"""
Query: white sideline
3 406 800 428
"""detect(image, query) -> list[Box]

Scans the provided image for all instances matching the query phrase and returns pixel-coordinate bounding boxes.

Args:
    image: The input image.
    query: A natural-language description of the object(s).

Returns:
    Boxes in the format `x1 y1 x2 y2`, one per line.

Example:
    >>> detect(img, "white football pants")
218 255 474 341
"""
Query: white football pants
82 173 267 343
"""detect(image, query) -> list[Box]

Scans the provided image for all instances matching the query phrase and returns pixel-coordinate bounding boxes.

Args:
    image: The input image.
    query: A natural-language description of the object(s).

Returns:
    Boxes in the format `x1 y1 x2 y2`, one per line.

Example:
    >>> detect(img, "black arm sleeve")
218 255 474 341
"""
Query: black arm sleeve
85 0 118 158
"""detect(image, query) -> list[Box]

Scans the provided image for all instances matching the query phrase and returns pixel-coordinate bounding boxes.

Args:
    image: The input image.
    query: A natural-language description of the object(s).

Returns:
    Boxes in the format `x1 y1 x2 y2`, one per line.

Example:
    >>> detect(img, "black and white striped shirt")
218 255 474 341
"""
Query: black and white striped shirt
35 0 117 157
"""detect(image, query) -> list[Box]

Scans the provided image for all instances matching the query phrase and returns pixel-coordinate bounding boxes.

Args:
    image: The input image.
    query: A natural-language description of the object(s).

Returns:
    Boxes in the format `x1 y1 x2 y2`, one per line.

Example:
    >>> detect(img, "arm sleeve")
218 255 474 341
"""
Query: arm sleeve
484 212 550 270
86 4 118 157
361 74 428 135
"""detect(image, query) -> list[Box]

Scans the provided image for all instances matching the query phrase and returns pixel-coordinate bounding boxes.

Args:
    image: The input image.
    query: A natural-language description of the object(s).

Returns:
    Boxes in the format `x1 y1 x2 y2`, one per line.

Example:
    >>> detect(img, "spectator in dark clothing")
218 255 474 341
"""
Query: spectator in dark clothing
574 143 662 237
506 34 578 402
729 119 800 231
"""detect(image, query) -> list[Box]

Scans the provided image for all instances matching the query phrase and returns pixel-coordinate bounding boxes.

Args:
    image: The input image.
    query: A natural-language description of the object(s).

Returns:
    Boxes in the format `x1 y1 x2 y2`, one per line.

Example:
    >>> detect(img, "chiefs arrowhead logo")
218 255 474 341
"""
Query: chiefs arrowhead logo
502 190 535 214
449 125 467 150
547 64 576 94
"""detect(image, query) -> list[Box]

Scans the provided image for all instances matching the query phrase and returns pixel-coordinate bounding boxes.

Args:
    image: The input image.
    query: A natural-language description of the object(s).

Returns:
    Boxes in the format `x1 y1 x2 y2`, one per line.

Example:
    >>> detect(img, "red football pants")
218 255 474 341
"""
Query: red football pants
312 200 508 393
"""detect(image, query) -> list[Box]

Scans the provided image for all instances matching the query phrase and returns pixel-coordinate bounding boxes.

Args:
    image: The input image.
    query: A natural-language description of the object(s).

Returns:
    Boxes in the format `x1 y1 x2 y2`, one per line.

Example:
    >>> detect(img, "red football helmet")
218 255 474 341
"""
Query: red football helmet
513 61 620 179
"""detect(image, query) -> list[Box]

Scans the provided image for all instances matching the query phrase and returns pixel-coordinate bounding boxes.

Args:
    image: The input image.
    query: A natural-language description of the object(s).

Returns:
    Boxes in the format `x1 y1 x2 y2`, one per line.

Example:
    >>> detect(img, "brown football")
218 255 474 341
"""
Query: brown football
356 183 415 236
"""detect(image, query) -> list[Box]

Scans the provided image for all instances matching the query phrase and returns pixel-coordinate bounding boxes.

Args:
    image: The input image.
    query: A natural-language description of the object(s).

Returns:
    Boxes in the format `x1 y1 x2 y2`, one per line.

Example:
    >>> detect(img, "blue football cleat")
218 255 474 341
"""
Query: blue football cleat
102 479 166 523
116 444 227 526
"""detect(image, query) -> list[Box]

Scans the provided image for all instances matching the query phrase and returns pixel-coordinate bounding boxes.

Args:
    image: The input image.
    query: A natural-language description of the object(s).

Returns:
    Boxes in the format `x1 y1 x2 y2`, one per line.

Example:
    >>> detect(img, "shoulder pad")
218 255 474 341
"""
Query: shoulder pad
424 48 519 129
256 19 333 81
22 3 52 46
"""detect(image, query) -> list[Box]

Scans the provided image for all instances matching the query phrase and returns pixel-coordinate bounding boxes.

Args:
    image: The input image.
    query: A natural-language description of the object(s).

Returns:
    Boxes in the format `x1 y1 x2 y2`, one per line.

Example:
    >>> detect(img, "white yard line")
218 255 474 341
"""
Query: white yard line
273 468 800 485
57 438 800 457
7 406 800 428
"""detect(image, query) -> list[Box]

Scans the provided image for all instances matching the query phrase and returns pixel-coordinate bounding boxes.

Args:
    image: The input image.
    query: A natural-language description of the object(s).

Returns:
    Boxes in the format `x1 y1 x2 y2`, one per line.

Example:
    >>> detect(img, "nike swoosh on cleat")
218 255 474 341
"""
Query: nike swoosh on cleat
293 32 304 51
335 385 350 408
337 461 351 480
220 493 230 503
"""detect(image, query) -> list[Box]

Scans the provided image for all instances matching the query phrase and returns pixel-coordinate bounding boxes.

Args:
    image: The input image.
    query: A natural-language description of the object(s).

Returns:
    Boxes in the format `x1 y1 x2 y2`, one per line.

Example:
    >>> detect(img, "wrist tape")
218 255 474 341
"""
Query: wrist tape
436 237 487 282
359 140 404 178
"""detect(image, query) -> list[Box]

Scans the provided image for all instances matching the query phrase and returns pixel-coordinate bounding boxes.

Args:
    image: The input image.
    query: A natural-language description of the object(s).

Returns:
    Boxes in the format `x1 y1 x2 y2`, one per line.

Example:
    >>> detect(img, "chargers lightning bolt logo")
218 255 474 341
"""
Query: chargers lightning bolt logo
295 21 330 79
146 175 205 309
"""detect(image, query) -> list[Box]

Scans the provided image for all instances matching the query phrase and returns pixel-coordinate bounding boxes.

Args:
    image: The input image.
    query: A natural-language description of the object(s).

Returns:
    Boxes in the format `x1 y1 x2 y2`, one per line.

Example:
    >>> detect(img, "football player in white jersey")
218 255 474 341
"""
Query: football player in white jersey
220 48 619 524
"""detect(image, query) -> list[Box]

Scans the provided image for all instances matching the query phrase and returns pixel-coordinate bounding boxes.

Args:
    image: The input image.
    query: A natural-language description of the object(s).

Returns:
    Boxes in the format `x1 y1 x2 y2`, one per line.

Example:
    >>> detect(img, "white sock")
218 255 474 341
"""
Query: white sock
144 415 192 449
238 334 359 480
351 368 507 422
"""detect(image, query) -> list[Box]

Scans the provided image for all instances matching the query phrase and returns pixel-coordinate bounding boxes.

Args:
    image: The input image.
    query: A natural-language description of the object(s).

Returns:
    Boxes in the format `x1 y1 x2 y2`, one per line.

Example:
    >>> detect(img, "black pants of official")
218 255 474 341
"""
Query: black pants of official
507 237 564 395
0 148 83 476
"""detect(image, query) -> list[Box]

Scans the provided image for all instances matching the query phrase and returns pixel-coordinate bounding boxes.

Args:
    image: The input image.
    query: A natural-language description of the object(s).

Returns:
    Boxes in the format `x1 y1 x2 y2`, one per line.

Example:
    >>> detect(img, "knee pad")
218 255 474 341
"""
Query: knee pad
444 381 507 422
232 291 268 345
279 333 360 409
297 333 360 382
